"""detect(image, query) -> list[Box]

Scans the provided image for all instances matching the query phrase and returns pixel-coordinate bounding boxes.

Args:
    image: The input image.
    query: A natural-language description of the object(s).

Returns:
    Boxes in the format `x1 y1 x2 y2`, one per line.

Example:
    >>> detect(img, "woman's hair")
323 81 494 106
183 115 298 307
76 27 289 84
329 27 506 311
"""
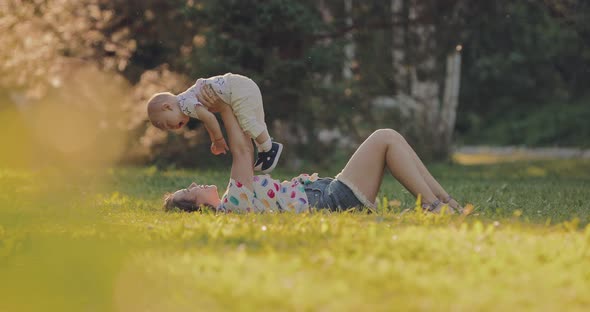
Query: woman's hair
163 192 215 212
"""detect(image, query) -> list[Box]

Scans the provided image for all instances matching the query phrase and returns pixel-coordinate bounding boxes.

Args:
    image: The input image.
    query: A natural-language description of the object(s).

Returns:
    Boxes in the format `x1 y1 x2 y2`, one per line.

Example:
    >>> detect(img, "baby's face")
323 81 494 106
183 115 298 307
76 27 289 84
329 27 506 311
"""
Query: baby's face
152 98 189 130
154 111 189 130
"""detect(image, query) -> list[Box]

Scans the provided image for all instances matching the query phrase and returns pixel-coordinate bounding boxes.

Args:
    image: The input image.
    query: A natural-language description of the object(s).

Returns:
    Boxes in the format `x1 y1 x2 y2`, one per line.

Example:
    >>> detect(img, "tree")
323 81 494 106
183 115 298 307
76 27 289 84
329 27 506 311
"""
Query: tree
313 0 469 159
456 0 590 145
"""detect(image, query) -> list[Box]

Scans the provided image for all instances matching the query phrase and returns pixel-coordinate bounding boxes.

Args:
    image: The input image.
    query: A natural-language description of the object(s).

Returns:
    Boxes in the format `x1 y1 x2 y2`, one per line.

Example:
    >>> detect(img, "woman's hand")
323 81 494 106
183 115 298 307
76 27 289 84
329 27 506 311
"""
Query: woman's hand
211 137 229 155
197 84 227 113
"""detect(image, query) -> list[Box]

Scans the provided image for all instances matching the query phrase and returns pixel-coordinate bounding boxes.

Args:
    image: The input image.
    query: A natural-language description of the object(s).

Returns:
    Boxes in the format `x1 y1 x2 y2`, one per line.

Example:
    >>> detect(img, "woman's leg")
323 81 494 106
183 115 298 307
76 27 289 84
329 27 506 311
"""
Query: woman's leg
337 129 440 205
400 140 461 209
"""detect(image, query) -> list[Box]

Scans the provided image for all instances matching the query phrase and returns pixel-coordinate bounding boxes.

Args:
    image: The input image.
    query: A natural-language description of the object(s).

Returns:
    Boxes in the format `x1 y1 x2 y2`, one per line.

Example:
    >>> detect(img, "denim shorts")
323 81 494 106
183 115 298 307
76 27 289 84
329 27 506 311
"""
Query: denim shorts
304 178 363 211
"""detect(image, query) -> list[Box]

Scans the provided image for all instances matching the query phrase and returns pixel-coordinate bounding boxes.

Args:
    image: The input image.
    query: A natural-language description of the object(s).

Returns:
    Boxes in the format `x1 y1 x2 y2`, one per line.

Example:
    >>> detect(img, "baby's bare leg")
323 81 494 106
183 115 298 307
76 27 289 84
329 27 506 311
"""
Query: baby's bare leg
337 129 439 205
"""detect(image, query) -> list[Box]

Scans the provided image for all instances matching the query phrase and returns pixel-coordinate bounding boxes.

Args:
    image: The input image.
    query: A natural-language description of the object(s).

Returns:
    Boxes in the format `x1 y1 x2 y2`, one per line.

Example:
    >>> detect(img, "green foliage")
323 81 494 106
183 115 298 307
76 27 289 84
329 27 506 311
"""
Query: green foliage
459 98 590 147
458 1 590 137
3 0 590 166
1 161 590 310
177 0 350 159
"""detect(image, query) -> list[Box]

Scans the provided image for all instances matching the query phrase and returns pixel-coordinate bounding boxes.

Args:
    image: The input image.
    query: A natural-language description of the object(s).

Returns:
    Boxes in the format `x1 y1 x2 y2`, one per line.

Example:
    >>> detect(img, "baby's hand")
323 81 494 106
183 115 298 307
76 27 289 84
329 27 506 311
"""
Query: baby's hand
211 137 229 155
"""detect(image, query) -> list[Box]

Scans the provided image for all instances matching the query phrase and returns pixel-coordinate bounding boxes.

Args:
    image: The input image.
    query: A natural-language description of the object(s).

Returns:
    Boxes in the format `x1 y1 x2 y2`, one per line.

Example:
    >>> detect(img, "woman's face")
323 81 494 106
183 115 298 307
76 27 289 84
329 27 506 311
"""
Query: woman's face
173 182 220 208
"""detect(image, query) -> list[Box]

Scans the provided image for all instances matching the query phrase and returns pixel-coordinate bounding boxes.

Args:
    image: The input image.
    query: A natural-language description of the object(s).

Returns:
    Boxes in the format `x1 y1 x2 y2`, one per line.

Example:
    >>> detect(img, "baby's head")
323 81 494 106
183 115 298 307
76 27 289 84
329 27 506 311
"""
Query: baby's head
146 92 190 130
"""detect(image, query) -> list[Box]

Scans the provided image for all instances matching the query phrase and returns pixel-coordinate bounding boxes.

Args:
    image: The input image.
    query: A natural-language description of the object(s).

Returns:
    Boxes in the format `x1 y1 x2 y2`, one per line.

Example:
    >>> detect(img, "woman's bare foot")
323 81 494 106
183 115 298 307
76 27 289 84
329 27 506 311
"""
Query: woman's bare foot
422 200 456 214
440 195 462 213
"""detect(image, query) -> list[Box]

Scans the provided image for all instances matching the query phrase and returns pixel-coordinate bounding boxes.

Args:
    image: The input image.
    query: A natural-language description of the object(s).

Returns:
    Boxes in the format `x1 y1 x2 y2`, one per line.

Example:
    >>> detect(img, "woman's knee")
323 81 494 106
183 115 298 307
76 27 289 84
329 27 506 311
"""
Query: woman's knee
371 128 405 143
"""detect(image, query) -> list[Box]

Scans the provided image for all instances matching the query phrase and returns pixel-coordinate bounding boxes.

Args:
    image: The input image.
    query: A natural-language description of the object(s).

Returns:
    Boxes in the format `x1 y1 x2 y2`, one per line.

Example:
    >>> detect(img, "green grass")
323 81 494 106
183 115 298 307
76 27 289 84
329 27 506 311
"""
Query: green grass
1 159 590 311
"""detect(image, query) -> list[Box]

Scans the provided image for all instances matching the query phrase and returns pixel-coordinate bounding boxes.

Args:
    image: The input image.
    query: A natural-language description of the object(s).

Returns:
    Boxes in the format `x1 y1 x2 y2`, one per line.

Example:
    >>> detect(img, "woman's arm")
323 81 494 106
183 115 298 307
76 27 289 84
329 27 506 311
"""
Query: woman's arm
219 102 255 190
198 83 255 189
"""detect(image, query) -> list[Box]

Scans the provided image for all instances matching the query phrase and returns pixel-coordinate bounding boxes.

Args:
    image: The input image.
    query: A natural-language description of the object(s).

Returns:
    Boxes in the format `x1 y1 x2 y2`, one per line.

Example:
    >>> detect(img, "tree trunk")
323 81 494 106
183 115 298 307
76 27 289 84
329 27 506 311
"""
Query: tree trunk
387 0 462 160
441 49 462 151
343 0 355 80
391 0 409 93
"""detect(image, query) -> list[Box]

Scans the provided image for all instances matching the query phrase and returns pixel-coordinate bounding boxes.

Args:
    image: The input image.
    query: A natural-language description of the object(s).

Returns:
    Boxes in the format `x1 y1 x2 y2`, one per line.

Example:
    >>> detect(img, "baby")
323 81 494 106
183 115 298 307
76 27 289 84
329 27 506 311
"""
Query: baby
146 73 282 173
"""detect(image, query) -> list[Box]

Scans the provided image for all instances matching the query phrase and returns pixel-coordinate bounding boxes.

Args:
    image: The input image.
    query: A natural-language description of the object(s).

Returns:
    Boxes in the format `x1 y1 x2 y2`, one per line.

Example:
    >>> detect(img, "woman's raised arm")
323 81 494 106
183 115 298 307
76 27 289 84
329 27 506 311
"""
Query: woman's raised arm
219 103 255 190
197 83 255 188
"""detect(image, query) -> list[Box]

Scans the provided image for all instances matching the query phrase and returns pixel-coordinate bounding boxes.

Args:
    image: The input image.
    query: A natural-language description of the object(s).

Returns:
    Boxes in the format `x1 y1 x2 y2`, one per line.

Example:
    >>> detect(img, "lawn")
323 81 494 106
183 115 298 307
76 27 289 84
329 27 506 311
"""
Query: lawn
1 159 590 311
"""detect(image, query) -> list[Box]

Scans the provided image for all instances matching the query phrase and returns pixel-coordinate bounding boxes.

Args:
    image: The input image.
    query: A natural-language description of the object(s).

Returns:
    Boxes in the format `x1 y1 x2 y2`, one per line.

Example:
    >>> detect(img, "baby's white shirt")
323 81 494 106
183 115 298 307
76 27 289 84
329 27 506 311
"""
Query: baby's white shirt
176 74 231 119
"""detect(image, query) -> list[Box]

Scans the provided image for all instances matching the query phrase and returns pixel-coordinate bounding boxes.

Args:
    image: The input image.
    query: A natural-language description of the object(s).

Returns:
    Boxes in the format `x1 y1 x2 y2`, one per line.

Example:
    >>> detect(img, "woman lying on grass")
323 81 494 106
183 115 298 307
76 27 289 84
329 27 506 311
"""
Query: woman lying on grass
164 85 462 214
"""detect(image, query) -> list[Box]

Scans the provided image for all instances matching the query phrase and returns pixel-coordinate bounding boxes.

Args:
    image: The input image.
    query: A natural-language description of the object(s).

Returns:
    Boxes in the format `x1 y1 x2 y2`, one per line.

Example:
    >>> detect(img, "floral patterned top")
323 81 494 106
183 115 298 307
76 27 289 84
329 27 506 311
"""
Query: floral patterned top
218 173 320 213
176 73 232 119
